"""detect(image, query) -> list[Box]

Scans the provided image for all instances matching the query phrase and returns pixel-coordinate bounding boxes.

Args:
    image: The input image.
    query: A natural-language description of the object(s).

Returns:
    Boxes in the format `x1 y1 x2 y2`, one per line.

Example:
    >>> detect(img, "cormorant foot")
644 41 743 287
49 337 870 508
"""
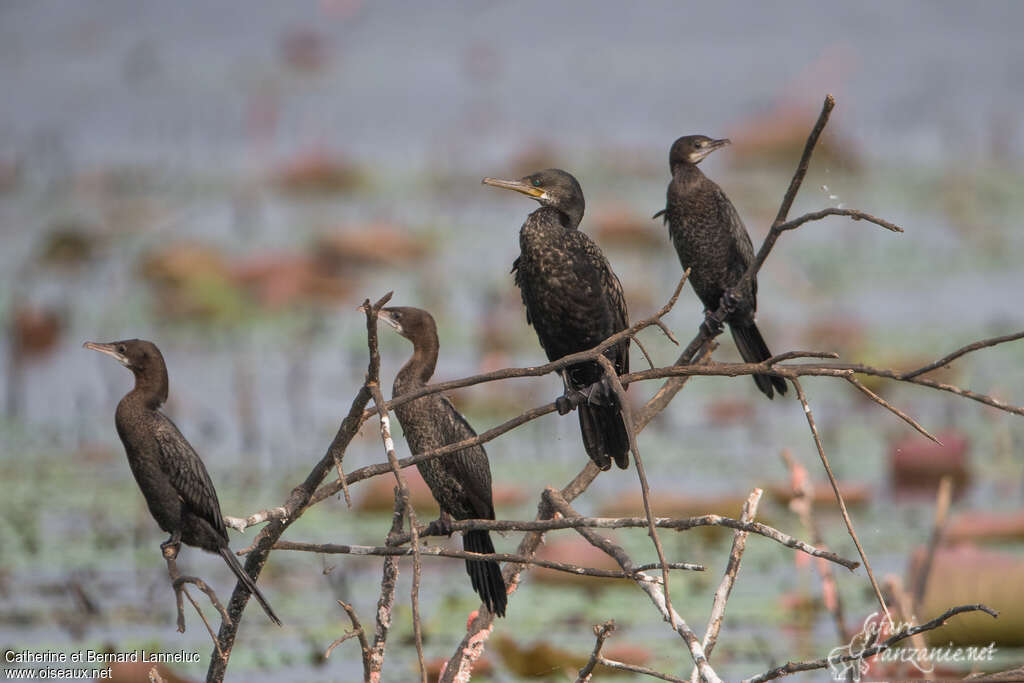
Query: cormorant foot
555 389 587 415
721 288 741 315
160 534 182 560
701 312 725 338
425 518 454 537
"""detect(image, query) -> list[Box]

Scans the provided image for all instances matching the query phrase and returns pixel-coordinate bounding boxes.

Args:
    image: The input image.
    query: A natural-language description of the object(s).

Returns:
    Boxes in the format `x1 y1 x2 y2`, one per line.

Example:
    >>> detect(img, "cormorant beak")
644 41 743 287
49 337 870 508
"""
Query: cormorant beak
481 177 546 200
691 138 731 164
83 341 130 368
376 309 403 334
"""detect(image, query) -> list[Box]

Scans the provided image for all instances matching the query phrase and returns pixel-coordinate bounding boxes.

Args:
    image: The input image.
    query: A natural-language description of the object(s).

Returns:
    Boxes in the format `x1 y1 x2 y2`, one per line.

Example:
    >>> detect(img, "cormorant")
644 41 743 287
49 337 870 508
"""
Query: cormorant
482 169 631 470
377 306 507 617
656 136 787 399
83 339 281 626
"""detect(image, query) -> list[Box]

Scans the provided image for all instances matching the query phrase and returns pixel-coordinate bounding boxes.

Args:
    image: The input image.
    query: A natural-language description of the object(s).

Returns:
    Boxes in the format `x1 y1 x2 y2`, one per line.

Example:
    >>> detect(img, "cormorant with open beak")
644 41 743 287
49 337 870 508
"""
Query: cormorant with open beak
84 339 281 626
483 169 631 470
655 135 787 398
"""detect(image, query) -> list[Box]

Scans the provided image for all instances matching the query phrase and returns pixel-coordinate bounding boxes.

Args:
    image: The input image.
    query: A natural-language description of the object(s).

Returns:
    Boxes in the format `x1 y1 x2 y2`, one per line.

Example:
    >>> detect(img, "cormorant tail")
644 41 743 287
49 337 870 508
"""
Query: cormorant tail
463 530 507 617
578 403 630 470
730 322 788 399
218 546 283 626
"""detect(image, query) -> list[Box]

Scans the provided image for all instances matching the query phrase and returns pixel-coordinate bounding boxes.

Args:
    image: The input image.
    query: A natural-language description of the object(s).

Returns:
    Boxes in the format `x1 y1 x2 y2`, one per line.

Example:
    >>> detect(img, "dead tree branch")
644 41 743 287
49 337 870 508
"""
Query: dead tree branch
688 488 762 683
575 619 616 683
742 604 998 683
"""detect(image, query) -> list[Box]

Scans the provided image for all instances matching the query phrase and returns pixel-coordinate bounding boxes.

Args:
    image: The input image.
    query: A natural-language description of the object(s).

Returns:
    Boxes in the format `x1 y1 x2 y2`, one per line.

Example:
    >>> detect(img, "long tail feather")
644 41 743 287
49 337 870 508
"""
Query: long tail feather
463 530 507 617
219 546 282 626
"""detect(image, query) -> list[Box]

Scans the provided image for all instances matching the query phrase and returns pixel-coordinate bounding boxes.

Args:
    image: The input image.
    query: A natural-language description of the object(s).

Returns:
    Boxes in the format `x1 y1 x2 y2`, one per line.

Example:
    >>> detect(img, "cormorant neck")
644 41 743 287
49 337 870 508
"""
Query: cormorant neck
396 327 439 388
670 160 703 179
535 203 583 231
128 365 169 410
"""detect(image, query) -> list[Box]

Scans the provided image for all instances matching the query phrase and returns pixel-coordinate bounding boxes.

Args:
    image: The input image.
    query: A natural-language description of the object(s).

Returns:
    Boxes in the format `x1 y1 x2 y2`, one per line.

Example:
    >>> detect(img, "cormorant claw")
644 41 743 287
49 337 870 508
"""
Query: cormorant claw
425 518 454 537
160 533 182 560
701 311 725 338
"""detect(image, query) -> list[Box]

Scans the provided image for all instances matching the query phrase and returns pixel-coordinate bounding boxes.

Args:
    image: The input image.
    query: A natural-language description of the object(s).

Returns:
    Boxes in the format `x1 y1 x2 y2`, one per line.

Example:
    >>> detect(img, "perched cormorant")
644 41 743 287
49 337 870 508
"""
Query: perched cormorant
482 169 631 470
377 306 507 617
83 339 281 626
656 136 787 399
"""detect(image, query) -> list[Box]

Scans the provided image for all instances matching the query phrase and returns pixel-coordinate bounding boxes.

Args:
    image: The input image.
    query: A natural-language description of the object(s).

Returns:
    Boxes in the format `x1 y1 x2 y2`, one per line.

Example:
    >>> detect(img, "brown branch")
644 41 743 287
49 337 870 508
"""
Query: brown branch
689 488 763 683
844 375 940 444
544 488 722 683
368 490 404 681
596 353 676 628
901 330 1024 379
206 291 392 683
325 600 370 680
774 207 902 235
791 379 890 626
575 620 616 683
599 658 689 682
164 551 228 660
378 515 856 569
742 603 998 683
273 539 703 578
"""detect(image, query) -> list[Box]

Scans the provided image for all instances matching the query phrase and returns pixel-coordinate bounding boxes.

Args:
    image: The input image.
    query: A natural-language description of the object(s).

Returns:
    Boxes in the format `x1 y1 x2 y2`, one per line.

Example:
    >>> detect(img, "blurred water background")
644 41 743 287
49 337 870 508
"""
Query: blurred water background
2 1 1024 681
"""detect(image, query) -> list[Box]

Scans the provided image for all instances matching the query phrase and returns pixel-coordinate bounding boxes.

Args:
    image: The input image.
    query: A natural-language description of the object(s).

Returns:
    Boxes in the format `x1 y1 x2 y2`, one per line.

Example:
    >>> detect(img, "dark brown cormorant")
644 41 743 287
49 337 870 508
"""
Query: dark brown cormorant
656 136 787 399
482 169 631 470
83 339 281 626
377 306 507 617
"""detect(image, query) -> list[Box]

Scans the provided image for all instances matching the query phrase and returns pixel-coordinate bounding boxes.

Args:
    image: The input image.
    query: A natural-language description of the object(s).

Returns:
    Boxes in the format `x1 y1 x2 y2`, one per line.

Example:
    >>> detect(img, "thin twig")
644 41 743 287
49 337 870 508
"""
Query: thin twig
575 620 616 683
326 600 370 682
689 488 763 683
742 603 998 683
376 515 856 569
791 378 890 626
901 331 1024 379
599 658 689 682
545 488 722 683
845 375 941 444
273 539 703 578
164 553 228 659
596 353 676 628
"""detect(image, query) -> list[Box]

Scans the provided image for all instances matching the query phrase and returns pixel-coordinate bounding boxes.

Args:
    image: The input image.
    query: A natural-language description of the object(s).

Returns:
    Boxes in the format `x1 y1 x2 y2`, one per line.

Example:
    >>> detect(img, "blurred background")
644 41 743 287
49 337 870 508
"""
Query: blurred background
2 1 1023 681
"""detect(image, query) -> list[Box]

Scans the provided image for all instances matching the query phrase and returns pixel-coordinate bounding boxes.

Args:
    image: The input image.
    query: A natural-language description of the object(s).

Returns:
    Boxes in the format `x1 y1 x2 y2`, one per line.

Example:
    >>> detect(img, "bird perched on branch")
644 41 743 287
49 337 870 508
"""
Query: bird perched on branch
83 339 281 626
483 168 631 470
375 306 507 617
655 135 787 399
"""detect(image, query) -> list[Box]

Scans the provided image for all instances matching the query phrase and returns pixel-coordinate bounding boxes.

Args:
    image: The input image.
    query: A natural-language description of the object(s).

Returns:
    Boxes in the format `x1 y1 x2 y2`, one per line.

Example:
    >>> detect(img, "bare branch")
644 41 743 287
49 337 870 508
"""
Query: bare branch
689 488 763 683
599 658 689 682
913 475 954 607
901 330 1024 379
544 488 722 683
325 600 370 682
575 620 616 683
273 539 703 578
791 379 891 626
368 491 404 680
845 375 940 444
742 603 998 683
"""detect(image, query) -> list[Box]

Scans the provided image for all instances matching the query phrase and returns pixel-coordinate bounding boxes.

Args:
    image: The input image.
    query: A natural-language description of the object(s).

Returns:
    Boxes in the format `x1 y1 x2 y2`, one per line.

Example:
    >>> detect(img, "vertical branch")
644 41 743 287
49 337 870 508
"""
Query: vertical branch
791 379 891 625
575 620 616 683
596 354 675 628
688 488 763 683
361 294 427 683
368 491 404 681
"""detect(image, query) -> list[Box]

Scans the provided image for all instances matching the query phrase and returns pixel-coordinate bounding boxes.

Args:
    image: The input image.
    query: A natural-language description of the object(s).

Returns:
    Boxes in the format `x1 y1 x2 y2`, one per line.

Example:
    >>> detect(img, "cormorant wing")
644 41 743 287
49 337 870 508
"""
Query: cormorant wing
152 415 227 538
437 396 495 520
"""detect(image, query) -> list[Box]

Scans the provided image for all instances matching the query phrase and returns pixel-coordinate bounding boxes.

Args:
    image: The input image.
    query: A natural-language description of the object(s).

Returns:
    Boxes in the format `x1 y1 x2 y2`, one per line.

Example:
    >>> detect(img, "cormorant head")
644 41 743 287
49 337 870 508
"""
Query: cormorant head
482 168 585 229
377 306 437 344
669 135 730 170
84 338 169 404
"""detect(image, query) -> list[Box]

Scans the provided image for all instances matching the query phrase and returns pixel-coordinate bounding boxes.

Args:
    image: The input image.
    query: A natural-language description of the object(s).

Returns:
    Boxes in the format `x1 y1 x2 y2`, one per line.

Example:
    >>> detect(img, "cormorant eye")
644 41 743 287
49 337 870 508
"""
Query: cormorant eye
117 345 126 354
532 179 542 187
